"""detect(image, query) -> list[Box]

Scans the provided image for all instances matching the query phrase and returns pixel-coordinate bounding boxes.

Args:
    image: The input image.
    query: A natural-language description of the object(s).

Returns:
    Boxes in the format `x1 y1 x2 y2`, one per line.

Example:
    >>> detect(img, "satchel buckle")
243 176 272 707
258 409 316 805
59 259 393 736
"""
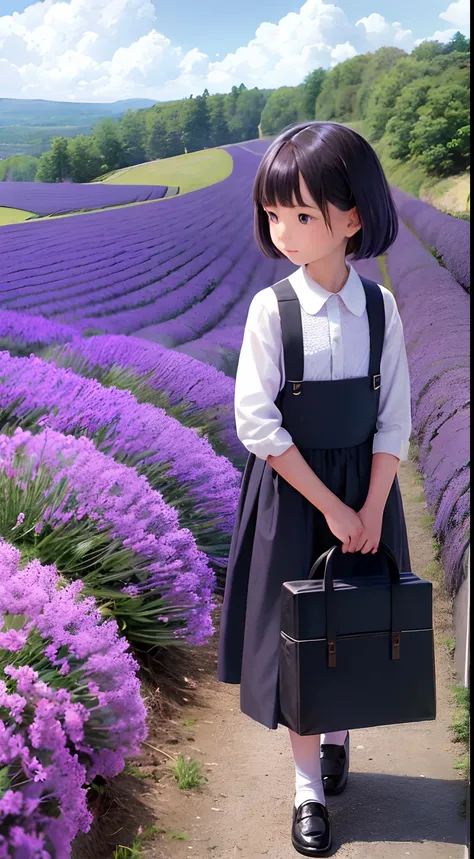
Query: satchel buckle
391 633 401 660
328 641 337 668
291 381 303 396
372 374 381 391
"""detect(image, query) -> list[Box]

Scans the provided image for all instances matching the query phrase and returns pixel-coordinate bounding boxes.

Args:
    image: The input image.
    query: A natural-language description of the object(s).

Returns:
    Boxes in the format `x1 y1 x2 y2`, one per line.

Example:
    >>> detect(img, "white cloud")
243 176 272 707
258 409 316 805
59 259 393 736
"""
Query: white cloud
0 0 468 102
356 13 412 48
414 0 469 46
329 41 358 65
440 0 470 30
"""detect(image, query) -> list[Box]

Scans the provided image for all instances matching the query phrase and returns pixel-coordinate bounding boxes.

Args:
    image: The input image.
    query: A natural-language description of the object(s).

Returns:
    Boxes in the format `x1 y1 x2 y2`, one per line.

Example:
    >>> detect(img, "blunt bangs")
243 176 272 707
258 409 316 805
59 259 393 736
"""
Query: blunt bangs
253 121 399 261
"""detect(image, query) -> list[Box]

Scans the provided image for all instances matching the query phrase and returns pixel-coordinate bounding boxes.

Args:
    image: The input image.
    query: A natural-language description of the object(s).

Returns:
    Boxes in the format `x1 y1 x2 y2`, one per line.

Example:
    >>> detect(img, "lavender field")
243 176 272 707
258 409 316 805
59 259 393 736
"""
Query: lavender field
0 139 469 857
0 181 169 217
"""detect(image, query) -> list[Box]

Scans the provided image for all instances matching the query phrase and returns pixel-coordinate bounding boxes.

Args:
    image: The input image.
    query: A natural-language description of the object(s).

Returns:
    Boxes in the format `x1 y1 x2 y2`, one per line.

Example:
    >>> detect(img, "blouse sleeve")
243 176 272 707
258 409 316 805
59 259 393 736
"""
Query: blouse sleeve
234 290 294 460
373 289 412 461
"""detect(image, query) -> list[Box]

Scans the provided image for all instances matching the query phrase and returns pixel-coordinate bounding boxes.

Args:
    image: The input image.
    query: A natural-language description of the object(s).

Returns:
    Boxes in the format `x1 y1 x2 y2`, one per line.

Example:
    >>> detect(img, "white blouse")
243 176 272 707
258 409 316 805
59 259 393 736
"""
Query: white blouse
234 263 411 461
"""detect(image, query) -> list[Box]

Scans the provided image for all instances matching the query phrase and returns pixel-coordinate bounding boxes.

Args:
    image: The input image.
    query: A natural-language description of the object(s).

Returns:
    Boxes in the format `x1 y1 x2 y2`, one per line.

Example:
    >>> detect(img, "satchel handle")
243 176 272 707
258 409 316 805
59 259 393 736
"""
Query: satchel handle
308 542 402 667
308 541 401 587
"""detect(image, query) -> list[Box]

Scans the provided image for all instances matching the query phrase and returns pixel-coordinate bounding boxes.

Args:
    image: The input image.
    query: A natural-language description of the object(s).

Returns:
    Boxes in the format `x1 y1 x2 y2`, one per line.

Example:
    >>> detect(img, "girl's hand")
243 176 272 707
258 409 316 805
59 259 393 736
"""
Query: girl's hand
324 500 366 554
355 503 383 554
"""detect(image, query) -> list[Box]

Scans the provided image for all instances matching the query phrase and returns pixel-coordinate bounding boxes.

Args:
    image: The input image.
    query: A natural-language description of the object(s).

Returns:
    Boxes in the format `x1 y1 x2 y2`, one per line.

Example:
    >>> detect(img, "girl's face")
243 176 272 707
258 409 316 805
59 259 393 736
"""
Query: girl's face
263 173 361 265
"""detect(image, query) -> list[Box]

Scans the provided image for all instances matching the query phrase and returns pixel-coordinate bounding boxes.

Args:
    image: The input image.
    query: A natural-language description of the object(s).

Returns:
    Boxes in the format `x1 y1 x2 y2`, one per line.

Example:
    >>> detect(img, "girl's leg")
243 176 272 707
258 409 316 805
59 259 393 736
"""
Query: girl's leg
288 729 326 808
320 730 347 745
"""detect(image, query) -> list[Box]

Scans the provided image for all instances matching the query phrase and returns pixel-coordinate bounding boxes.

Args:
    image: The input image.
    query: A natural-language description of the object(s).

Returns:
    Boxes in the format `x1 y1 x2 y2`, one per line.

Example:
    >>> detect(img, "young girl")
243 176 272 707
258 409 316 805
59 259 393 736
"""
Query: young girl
217 121 411 855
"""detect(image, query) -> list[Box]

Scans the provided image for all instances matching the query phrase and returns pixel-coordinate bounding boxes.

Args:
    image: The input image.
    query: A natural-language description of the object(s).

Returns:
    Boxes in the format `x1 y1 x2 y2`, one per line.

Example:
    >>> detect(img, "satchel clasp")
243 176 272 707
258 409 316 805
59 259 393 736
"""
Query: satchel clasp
391 633 401 660
328 641 337 668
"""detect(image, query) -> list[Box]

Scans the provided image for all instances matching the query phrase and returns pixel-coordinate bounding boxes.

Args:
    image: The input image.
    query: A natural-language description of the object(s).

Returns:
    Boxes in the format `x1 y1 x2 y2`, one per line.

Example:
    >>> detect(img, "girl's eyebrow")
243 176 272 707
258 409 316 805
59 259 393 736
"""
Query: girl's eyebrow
264 202 318 209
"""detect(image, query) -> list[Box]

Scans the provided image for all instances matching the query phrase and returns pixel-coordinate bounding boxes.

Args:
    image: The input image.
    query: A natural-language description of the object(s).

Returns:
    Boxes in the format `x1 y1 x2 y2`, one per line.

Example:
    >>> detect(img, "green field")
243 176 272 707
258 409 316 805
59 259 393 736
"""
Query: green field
102 148 233 193
0 206 35 225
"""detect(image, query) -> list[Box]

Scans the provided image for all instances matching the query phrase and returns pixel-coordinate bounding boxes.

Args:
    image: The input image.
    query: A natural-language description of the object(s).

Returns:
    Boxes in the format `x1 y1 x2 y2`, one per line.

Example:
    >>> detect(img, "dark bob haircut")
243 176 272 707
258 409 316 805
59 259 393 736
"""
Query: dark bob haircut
253 121 399 260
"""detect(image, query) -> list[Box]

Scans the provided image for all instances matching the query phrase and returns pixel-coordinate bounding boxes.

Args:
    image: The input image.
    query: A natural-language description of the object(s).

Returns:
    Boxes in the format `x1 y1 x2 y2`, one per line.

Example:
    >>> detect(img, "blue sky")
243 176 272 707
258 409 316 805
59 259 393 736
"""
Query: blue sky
2 0 466 56
0 0 469 102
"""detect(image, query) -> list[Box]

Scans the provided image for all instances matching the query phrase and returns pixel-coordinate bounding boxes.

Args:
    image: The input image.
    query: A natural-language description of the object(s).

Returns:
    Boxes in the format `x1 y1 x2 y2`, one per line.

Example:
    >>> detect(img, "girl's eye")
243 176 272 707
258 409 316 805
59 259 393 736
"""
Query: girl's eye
299 214 312 225
267 211 278 223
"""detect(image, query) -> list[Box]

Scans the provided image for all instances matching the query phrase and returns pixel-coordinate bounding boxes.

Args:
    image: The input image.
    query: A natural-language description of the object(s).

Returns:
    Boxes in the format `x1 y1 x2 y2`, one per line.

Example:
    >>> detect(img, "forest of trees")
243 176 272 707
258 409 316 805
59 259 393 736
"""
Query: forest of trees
0 31 469 185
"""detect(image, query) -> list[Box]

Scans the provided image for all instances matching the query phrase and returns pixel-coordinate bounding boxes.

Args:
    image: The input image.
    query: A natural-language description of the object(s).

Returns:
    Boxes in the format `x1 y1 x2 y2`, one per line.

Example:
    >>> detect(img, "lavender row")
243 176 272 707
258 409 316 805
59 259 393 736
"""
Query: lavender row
0 540 147 858
0 308 243 460
0 180 168 216
0 308 75 353
173 257 373 373
2 201 243 310
133 254 271 345
47 332 242 458
386 221 469 592
391 187 470 292
1 426 215 646
0 351 241 557
59 222 252 325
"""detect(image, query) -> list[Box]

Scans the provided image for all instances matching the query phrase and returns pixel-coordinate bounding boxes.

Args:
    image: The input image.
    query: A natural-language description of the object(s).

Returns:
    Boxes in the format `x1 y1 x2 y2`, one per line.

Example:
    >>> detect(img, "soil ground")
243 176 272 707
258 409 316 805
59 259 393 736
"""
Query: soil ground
74 457 468 859
420 173 470 215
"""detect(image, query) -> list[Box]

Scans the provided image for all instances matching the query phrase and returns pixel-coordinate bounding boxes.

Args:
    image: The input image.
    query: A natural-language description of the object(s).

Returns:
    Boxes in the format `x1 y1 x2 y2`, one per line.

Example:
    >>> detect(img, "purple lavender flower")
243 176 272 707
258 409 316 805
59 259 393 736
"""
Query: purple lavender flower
0 427 216 647
0 147 292 341
0 181 168 217
0 309 75 353
47 333 243 461
0 350 240 555
0 540 148 858
386 220 470 592
391 186 470 292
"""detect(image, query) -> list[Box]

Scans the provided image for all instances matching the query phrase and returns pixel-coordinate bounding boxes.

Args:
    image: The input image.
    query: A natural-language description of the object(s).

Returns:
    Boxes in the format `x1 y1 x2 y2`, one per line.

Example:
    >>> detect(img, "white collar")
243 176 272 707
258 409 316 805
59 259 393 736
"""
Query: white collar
289 263 367 316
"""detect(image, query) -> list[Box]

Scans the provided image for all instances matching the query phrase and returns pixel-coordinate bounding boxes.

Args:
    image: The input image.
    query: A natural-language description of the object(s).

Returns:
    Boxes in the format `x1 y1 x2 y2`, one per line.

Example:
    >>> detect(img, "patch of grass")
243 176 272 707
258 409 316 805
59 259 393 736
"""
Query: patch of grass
377 255 392 292
171 754 208 790
124 763 156 781
421 511 435 532
454 753 470 781
113 826 165 859
450 684 470 744
440 637 456 656
432 536 441 559
182 719 196 727
407 492 426 504
0 206 36 226
103 148 233 193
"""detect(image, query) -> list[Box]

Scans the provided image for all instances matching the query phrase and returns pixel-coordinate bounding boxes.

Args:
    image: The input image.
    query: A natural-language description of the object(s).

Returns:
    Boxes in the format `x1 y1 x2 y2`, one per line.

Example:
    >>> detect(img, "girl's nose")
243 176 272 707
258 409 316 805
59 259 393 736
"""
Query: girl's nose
277 226 292 243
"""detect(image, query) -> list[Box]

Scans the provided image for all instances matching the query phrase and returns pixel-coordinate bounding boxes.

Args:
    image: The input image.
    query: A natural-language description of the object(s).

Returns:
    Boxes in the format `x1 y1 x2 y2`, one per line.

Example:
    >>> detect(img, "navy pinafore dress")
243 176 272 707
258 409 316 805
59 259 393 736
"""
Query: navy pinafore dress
217 276 411 731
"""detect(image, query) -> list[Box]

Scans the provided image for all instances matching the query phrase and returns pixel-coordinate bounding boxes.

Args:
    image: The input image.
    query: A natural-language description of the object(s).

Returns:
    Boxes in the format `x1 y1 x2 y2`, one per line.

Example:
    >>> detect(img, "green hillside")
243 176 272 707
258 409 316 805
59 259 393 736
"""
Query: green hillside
101 148 233 193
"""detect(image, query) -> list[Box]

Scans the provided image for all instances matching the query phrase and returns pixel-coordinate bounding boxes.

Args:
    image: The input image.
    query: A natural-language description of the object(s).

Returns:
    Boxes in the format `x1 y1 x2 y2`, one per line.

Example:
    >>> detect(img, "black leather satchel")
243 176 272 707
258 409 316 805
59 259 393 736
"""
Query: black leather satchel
279 544 436 736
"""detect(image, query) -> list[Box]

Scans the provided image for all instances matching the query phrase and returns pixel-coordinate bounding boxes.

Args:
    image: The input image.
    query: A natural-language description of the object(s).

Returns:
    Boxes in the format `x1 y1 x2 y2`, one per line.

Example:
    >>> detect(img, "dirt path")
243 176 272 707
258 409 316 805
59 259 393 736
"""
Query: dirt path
139 458 467 859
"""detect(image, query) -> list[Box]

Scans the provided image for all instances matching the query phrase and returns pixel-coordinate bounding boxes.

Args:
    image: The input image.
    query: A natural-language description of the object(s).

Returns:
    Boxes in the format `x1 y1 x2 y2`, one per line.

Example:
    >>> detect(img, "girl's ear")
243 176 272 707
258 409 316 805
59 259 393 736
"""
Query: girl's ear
346 206 361 237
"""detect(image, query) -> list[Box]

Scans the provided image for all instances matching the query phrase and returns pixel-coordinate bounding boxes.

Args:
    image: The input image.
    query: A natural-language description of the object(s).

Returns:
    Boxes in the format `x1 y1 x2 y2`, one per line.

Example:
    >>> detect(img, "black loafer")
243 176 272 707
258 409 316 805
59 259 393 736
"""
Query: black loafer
291 800 332 856
321 732 350 795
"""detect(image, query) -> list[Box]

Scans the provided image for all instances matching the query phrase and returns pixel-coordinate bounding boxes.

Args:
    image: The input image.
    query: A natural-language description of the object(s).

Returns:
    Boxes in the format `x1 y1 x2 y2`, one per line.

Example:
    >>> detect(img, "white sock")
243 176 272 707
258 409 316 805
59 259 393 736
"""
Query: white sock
288 729 326 808
321 729 348 746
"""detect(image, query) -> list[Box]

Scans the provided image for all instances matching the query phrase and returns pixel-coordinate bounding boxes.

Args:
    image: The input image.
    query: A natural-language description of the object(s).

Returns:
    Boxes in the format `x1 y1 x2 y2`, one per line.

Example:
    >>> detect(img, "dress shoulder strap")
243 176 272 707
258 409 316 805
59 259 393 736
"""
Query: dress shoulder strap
272 278 304 382
359 276 386 384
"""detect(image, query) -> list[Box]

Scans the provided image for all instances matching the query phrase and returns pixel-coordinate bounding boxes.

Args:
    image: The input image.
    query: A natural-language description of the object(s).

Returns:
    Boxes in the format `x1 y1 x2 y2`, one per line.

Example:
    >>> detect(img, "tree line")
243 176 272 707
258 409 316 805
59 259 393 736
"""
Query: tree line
0 31 468 184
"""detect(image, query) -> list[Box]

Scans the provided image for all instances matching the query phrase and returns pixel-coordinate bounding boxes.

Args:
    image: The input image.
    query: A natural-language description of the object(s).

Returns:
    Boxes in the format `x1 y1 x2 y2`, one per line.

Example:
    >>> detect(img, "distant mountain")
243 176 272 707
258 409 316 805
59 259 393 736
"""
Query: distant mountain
0 98 158 128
